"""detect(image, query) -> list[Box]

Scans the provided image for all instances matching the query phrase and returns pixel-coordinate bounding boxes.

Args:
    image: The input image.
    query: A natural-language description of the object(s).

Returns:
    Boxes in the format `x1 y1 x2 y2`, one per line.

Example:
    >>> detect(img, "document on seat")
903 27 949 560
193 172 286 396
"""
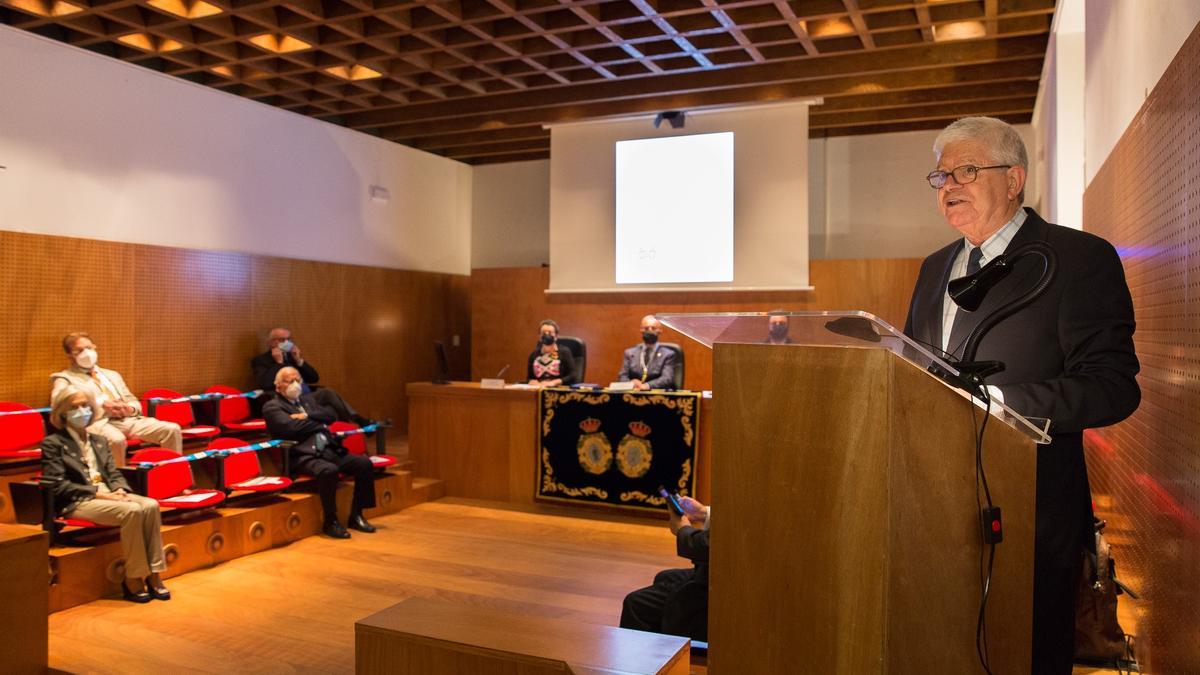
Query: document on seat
236 476 284 487
167 492 217 503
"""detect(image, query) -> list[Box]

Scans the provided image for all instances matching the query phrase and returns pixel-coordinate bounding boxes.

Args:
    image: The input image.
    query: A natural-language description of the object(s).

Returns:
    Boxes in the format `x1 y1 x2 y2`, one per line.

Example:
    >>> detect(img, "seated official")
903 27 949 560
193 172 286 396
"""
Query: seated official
50 332 182 465
251 327 375 426
526 319 578 387
41 387 170 603
764 310 795 345
617 316 676 390
620 496 709 641
263 367 376 539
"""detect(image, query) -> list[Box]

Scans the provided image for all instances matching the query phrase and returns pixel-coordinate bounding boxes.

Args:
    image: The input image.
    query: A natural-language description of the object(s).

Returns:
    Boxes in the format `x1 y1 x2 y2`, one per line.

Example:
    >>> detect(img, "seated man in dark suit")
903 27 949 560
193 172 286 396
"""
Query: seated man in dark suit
263 367 376 539
617 315 676 390
620 496 709 641
251 326 374 426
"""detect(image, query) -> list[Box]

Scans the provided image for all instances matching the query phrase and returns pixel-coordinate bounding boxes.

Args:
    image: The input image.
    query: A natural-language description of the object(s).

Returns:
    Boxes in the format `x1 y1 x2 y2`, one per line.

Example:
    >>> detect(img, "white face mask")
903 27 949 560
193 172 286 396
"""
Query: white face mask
279 339 295 353
285 381 302 400
66 407 93 429
74 348 98 370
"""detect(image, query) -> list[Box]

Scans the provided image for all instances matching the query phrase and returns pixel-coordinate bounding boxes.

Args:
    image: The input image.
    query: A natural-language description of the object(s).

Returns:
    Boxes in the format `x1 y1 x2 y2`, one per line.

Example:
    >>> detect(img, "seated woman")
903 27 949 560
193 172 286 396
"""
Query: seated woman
40 387 171 603
526 319 578 387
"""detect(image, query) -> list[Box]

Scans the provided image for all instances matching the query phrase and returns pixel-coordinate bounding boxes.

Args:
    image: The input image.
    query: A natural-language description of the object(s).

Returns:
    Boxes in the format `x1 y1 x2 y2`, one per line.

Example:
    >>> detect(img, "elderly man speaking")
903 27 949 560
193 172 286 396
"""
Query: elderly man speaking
903 117 1140 674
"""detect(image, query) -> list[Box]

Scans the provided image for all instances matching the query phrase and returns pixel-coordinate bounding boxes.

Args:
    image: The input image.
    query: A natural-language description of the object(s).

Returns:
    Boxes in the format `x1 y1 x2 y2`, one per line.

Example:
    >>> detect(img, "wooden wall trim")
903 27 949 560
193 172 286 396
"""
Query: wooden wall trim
1080 21 1200 674
470 259 923 392
0 231 471 433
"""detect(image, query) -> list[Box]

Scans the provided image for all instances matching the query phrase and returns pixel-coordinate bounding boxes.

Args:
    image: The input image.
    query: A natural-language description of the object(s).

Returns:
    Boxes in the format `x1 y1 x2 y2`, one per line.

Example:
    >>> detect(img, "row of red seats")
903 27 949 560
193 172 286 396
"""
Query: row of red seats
0 385 265 460
38 422 392 541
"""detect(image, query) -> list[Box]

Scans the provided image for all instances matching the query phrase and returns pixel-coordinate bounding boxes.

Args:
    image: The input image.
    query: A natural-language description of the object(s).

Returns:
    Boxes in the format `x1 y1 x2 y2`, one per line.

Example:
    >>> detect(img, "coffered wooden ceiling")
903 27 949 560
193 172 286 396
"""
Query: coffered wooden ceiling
1 0 1054 164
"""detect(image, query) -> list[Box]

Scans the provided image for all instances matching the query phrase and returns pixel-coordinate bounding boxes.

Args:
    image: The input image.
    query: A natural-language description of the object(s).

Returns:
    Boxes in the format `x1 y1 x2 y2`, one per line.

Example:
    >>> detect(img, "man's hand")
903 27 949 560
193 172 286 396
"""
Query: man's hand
102 400 128 418
632 379 649 391
290 345 303 366
668 505 690 534
289 411 308 420
270 346 285 364
679 496 708 528
97 489 129 501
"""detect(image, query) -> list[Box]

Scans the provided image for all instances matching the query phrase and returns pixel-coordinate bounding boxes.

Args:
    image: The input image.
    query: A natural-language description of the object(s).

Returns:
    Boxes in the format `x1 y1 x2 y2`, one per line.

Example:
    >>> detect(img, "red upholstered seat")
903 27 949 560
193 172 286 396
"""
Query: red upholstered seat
128 448 225 509
206 385 267 433
207 437 291 493
141 388 220 439
330 421 396 470
0 402 47 459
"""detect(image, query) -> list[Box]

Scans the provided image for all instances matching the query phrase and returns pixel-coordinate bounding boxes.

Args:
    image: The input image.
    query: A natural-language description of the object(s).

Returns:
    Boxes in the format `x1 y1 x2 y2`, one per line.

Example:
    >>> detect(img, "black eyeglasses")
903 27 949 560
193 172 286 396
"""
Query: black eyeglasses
926 164 1011 189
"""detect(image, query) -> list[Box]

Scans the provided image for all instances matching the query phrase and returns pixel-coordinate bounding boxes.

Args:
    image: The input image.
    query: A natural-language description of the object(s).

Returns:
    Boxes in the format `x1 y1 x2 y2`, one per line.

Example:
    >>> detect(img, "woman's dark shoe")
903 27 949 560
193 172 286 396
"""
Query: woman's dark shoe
324 520 351 539
146 578 171 601
122 581 152 604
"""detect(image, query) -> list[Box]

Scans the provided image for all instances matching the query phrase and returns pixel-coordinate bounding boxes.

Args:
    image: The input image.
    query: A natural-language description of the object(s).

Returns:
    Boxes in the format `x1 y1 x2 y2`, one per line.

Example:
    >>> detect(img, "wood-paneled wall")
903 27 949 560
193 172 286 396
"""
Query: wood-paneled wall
1081 22 1200 674
0 231 471 433
470 259 924 390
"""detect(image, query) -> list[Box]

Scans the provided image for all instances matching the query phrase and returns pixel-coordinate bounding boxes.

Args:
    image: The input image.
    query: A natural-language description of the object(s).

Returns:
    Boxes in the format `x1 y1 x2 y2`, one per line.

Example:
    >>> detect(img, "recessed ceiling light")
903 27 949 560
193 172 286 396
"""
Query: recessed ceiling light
116 32 183 52
248 33 311 53
933 20 986 42
799 18 856 38
6 0 84 17
324 64 383 81
209 65 233 77
146 0 223 19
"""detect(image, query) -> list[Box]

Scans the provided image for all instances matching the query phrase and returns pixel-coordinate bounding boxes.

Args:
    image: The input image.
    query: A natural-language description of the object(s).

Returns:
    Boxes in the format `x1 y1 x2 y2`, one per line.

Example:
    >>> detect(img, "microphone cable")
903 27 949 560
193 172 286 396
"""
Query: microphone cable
970 391 997 675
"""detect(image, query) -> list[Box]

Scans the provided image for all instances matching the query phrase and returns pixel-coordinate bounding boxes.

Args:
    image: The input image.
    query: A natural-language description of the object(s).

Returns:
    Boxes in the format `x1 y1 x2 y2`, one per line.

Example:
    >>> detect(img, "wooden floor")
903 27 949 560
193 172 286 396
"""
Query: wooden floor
47 498 685 674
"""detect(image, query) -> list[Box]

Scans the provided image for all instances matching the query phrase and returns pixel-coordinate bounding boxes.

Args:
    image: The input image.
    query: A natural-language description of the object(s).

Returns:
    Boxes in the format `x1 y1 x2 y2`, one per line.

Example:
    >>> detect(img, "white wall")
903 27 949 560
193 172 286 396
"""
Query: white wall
471 125 1039 268
811 126 1038 258
1083 1 1200 184
1031 0 1085 227
471 160 550 268
0 25 472 274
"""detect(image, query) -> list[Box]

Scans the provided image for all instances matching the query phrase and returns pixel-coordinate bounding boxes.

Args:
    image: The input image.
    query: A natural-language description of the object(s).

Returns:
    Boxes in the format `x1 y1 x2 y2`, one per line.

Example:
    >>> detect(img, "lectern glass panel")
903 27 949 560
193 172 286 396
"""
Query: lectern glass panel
657 310 1051 444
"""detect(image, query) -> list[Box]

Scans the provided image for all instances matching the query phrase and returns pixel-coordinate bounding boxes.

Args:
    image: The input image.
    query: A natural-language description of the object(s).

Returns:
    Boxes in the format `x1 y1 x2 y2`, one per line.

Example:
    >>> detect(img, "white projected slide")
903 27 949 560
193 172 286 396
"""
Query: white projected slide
614 132 734 284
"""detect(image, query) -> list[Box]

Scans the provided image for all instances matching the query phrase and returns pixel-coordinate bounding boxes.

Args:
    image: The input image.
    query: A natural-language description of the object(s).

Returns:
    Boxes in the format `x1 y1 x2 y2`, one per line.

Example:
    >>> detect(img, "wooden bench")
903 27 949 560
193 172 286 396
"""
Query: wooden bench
356 598 690 675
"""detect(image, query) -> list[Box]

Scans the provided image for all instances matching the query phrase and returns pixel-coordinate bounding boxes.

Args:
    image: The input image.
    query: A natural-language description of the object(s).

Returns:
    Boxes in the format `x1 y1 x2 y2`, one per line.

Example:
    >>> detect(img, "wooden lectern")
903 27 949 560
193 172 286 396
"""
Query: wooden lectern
659 311 1046 674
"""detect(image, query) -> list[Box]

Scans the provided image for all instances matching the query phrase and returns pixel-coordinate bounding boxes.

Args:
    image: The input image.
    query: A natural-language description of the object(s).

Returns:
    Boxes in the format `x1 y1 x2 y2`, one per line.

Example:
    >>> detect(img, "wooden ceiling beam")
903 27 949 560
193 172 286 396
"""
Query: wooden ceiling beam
347 33 1048 129
810 96 1036 128
841 0 875 50
377 57 1043 141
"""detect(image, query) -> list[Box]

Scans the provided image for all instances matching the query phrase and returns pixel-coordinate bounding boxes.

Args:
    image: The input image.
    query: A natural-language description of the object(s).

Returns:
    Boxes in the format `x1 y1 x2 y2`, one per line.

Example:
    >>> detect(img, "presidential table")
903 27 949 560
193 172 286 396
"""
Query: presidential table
405 382 713 506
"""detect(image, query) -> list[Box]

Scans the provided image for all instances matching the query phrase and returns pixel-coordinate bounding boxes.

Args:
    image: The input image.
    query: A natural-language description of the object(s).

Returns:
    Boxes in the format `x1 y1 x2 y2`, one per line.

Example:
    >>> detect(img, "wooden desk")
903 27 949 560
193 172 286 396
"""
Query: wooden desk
356 597 690 675
0 524 48 673
407 382 712 505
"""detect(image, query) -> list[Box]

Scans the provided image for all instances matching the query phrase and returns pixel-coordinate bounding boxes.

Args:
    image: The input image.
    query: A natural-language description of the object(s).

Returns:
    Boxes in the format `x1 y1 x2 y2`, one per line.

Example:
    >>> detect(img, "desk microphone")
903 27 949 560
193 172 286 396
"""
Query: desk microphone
496 364 510 379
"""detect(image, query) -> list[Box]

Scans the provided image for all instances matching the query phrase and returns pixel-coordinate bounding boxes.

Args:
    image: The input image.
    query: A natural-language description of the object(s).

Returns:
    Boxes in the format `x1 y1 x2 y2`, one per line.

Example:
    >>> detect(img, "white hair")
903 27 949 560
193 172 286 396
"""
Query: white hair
274 366 299 386
933 116 1028 201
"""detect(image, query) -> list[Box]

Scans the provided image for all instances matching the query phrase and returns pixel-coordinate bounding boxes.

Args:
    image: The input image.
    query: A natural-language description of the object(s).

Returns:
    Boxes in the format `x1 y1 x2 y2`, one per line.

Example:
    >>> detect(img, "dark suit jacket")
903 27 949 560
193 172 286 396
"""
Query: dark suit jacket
262 392 342 463
40 430 131 516
617 343 677 389
904 208 1140 566
251 352 320 394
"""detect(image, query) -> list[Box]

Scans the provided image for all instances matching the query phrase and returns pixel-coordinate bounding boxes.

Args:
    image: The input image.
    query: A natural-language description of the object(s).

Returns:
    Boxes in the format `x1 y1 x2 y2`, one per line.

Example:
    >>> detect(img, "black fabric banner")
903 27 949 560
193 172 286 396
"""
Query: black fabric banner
536 388 700 512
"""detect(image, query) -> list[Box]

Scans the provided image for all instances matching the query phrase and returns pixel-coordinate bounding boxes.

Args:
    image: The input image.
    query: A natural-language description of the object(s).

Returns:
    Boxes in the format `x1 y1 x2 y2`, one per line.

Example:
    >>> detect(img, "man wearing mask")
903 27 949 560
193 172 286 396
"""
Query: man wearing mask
764 310 794 345
251 327 320 394
617 315 677 391
262 367 376 539
50 333 183 466
250 327 375 427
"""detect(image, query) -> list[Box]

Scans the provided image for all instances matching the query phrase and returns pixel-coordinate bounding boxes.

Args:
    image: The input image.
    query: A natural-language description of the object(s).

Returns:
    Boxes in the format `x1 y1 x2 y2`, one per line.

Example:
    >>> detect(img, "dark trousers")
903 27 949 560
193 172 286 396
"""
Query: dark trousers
309 388 361 424
292 452 376 526
620 568 708 641
1032 562 1082 674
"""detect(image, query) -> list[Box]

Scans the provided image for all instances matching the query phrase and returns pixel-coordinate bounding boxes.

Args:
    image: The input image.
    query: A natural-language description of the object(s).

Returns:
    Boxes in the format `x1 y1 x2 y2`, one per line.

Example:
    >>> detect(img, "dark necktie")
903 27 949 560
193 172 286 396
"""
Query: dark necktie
948 246 984 355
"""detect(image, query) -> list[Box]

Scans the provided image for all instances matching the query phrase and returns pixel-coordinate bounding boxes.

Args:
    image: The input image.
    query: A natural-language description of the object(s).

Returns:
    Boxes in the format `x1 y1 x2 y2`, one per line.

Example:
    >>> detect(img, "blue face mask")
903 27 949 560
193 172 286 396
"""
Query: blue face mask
279 339 295 353
67 407 93 429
